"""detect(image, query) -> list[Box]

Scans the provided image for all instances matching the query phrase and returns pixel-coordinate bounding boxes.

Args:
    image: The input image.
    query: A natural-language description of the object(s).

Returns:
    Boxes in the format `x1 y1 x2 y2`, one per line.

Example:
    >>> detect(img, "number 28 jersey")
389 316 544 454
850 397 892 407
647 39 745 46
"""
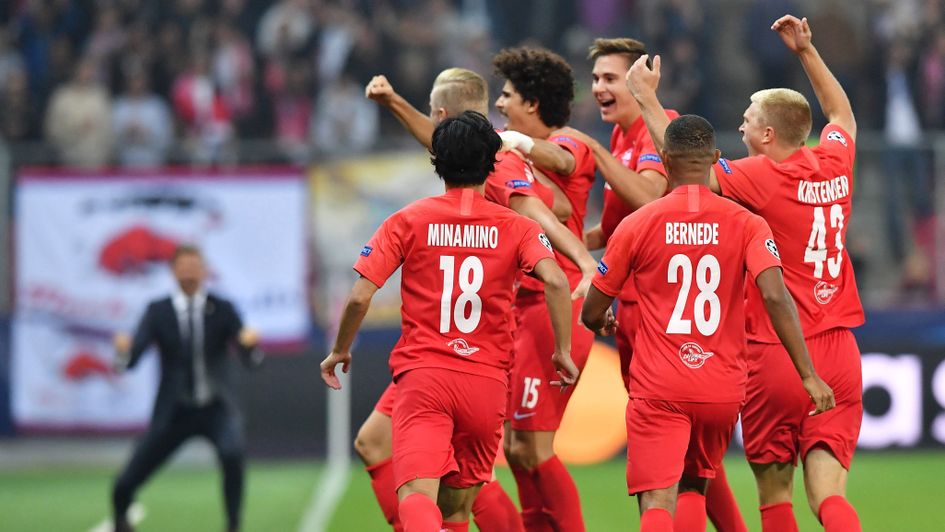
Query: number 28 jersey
354 187 556 384
592 185 782 402
715 124 865 343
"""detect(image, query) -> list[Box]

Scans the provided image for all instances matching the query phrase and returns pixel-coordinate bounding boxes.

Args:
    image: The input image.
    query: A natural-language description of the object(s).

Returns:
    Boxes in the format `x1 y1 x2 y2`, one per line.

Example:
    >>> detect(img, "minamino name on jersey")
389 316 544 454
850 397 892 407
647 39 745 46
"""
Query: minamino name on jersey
428 223 499 249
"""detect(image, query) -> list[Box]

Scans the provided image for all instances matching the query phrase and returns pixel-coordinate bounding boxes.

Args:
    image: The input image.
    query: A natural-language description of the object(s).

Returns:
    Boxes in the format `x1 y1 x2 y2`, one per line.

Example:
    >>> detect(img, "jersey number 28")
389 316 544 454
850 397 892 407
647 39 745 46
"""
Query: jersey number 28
439 255 483 333
666 254 721 336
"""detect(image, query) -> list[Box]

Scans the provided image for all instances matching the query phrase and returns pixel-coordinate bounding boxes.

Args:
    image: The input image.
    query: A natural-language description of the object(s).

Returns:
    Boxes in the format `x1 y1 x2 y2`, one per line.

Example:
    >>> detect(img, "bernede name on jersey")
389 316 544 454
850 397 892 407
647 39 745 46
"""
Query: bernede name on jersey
427 223 499 249
797 175 850 205
665 222 719 246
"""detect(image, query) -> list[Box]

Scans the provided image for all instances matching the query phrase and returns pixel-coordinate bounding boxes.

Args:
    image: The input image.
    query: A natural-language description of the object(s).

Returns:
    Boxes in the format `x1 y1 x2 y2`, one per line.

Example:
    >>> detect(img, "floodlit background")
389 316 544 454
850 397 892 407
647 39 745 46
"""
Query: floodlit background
0 0 944 530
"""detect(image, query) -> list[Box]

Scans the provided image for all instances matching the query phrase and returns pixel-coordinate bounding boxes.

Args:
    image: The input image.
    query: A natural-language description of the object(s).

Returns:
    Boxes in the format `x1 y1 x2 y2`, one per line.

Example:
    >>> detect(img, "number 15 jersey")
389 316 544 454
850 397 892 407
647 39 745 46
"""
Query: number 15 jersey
715 124 865 343
354 187 556 384
592 185 782 403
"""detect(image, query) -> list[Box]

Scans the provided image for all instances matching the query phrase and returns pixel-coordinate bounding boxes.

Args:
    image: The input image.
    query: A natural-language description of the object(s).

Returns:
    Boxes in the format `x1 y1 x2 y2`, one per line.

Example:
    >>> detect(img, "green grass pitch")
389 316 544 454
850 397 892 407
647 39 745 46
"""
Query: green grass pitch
0 452 941 530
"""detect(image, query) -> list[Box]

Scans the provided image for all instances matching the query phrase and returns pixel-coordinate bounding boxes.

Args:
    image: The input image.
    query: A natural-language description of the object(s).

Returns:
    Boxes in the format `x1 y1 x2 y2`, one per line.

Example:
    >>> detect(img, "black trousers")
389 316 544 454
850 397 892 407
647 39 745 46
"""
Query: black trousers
112 400 245 529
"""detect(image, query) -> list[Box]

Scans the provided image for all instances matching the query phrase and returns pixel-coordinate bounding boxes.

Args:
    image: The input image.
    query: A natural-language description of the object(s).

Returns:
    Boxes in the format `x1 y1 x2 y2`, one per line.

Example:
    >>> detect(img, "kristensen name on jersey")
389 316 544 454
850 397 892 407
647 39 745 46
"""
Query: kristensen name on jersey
797 175 850 205
427 223 499 249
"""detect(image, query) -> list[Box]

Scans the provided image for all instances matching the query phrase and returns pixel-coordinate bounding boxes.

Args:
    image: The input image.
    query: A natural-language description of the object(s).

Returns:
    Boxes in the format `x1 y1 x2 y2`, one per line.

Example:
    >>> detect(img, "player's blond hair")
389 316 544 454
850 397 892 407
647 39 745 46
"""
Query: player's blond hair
749 88 812 147
432 68 489 116
587 37 648 67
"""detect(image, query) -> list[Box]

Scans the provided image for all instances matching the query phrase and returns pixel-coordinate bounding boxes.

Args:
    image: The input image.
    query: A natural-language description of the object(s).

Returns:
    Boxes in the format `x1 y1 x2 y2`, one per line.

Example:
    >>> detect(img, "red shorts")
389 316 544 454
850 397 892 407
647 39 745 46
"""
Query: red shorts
391 368 506 490
741 327 863 469
375 382 397 417
626 398 740 494
508 291 595 431
615 299 640 393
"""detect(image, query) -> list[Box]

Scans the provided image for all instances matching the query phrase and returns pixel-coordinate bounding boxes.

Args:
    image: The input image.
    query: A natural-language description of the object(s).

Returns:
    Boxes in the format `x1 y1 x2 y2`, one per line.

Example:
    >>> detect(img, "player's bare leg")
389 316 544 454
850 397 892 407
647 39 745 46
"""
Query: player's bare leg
397 478 442 532
355 410 402 530
438 483 483 532
638 485 677 532
803 448 860 532
750 461 799 532
506 428 584 531
676 476 710 531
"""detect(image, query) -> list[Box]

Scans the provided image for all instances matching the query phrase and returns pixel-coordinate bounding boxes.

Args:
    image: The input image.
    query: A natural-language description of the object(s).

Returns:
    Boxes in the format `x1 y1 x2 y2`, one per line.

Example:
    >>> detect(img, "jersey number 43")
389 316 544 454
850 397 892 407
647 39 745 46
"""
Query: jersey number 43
804 205 844 279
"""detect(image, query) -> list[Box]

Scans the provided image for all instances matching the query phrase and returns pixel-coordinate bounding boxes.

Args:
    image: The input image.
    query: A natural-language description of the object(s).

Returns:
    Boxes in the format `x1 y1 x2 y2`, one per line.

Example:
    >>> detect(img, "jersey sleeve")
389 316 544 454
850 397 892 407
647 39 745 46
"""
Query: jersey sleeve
592 216 639 297
353 213 406 288
716 156 773 211
742 213 782 281
634 133 668 179
516 219 557 274
485 152 539 208
549 133 593 177
815 124 856 176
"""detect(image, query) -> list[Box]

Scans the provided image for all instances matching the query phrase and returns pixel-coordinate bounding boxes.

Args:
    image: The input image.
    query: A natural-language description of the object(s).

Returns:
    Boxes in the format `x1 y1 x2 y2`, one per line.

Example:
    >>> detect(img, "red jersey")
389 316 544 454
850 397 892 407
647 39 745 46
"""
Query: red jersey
486 151 554 209
519 131 596 291
715 124 865 343
354 187 556 383
592 185 782 402
599 111 679 304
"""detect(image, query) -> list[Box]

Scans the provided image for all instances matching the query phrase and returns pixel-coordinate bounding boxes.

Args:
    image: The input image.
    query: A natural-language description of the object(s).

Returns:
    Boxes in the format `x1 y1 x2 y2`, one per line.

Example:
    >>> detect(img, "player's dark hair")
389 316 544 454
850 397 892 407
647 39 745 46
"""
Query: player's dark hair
430 111 501 186
664 114 716 157
493 47 574 127
587 37 650 69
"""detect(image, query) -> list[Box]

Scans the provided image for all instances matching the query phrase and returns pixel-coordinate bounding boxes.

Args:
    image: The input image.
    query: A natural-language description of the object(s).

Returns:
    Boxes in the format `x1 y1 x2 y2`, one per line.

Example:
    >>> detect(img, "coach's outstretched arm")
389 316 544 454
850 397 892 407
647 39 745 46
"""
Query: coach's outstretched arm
510 195 597 299
365 75 436 150
755 267 835 414
774 15 856 140
533 258 580 385
320 277 380 390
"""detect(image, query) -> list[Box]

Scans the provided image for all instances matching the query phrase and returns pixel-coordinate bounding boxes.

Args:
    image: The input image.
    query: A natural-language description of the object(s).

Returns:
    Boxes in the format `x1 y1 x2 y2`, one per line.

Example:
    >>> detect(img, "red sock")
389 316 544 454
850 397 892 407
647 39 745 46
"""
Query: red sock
511 466 553 532
675 492 707 531
705 467 748 532
398 493 441 532
366 459 403 531
818 495 861 532
533 455 585 531
640 508 674 532
441 520 469 532
760 502 798 532
472 480 524 532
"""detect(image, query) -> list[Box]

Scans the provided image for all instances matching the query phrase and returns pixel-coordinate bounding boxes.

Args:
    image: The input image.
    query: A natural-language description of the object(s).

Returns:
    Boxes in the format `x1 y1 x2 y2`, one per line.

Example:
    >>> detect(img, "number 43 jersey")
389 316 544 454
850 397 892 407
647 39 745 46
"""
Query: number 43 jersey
354 187 555 384
593 185 782 403
715 124 865 343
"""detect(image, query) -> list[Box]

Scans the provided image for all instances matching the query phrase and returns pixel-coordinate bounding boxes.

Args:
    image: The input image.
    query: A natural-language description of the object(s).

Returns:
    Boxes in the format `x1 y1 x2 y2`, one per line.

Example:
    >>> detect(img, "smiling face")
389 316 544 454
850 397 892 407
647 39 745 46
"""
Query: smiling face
592 54 639 127
494 80 536 133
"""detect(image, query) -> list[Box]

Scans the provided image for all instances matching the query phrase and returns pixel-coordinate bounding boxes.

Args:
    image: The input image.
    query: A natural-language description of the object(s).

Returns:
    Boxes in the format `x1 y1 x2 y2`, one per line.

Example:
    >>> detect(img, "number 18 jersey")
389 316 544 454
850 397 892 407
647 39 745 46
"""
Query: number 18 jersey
715 124 865 343
354 187 555 384
592 185 782 403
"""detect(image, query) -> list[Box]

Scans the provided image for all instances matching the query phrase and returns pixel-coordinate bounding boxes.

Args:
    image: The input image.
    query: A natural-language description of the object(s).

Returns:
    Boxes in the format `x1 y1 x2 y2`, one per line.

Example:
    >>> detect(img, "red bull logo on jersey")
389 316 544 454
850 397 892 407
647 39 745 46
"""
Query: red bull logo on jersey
447 338 480 356
679 342 714 369
814 281 839 304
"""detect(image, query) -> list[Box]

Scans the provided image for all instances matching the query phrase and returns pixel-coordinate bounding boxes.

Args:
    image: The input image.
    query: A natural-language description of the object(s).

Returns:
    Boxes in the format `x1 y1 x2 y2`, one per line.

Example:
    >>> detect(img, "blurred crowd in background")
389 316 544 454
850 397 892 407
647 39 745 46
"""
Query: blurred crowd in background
0 0 943 305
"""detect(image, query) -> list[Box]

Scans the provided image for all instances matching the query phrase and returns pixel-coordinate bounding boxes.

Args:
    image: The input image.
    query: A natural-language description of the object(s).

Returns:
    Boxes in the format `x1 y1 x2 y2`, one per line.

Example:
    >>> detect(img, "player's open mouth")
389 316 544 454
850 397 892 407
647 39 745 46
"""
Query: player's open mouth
598 99 616 111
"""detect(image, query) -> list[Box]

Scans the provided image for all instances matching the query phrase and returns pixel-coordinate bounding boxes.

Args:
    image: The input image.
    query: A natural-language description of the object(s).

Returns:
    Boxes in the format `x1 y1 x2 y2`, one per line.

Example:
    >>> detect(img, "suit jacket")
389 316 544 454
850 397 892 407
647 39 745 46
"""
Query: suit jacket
127 292 262 427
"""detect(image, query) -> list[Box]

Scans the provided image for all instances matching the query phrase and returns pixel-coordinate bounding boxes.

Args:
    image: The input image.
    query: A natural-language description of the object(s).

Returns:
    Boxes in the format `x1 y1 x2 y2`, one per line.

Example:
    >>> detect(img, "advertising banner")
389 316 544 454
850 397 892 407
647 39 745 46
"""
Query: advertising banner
12 168 309 430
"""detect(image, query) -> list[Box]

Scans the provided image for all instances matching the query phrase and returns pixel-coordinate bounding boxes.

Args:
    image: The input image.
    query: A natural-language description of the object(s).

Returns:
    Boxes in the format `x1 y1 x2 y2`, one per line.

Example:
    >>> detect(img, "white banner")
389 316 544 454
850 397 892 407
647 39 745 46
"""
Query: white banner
13 169 309 430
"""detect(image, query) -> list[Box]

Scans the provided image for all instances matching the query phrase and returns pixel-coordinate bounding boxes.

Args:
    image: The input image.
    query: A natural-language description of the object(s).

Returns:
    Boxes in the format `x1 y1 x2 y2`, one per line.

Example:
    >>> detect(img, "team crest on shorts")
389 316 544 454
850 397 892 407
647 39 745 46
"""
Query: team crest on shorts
447 338 480 356
538 233 553 252
678 342 714 369
765 239 780 259
814 281 839 304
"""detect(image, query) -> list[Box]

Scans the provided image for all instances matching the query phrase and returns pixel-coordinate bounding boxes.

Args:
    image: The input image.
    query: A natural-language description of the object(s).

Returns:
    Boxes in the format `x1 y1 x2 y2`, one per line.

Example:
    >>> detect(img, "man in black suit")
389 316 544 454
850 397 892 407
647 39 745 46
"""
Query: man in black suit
111 244 263 532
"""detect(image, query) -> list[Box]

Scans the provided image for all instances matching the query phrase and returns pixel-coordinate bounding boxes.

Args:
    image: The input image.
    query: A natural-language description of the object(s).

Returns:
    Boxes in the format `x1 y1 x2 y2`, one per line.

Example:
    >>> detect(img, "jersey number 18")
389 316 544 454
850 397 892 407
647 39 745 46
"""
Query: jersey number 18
439 255 484 333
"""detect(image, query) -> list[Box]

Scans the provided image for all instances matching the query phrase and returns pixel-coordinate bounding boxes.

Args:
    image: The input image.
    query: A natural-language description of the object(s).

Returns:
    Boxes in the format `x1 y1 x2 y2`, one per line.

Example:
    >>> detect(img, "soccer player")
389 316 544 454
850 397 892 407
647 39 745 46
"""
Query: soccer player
355 67 600 531
627 15 865 532
580 114 834 532
491 47 597 531
320 111 580 532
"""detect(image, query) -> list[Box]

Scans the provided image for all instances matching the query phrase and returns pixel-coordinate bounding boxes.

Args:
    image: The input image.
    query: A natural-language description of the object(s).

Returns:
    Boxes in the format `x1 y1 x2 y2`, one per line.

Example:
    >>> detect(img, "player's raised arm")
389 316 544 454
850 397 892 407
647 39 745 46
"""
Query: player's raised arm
532 258 579 385
754 267 835 414
365 74 436 150
509 194 597 299
773 15 856 140
320 276 380 390
500 131 577 175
